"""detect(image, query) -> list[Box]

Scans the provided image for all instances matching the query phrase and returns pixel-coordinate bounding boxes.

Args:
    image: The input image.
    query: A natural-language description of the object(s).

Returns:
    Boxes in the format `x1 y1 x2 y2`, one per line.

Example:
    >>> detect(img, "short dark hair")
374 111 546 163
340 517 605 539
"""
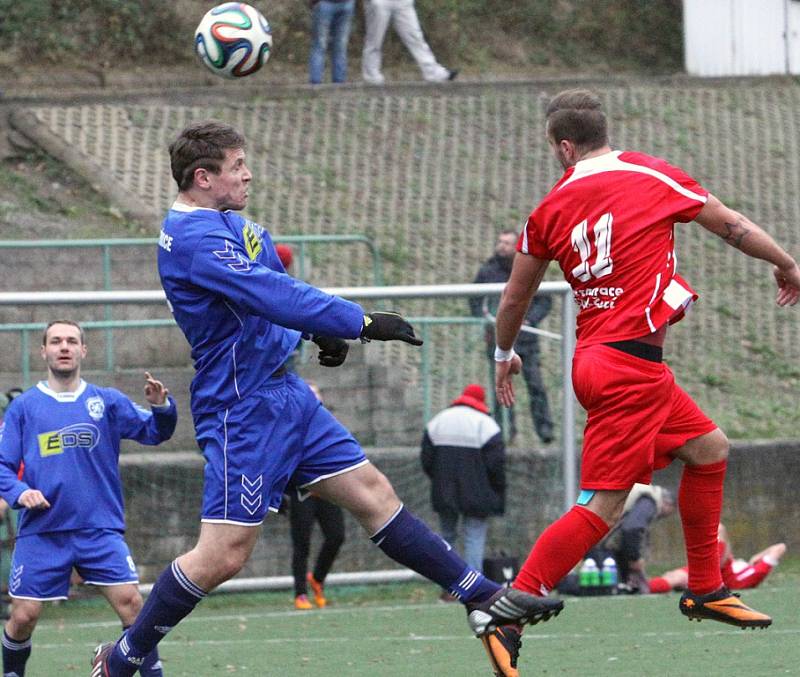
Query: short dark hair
545 89 608 153
169 120 246 191
42 319 84 346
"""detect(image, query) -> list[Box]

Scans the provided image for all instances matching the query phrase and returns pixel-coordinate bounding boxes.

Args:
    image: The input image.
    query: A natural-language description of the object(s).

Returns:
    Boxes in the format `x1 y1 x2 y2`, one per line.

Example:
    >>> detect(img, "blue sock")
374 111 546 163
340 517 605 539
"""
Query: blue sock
121 626 163 677
108 561 206 676
370 505 500 603
2 630 31 677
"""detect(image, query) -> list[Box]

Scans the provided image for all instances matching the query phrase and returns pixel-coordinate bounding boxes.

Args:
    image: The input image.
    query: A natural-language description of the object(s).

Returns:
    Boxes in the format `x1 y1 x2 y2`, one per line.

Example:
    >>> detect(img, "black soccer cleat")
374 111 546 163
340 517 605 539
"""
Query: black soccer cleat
90 642 114 677
480 624 522 677
679 586 772 629
466 587 563 636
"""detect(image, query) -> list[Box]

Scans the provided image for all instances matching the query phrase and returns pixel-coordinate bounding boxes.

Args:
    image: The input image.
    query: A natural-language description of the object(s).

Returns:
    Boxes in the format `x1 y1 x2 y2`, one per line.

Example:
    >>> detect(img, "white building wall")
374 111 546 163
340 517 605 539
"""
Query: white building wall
684 0 795 76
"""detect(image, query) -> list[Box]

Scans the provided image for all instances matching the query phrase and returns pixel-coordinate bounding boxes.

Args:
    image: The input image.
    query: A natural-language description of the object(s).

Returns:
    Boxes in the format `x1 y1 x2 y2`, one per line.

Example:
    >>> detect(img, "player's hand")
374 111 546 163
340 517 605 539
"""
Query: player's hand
312 335 349 367
144 371 169 406
495 353 522 407
773 261 800 306
360 312 423 346
18 489 50 510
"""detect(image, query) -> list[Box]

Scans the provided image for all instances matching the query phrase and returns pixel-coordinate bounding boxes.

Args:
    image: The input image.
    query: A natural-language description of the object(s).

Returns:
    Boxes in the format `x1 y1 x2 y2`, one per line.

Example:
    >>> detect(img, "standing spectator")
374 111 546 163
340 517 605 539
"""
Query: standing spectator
486 88 798 674
309 0 355 85
470 230 554 444
421 384 505 577
0 320 177 677
289 384 346 611
362 0 457 85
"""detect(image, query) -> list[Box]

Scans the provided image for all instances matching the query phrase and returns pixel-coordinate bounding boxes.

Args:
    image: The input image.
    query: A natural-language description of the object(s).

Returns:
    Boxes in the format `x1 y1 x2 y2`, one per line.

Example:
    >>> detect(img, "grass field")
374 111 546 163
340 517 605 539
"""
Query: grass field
23 574 800 676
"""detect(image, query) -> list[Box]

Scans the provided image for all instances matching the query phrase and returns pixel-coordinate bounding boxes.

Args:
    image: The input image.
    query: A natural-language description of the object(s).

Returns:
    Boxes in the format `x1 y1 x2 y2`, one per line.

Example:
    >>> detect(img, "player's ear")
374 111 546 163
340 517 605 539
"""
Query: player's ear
193 166 212 189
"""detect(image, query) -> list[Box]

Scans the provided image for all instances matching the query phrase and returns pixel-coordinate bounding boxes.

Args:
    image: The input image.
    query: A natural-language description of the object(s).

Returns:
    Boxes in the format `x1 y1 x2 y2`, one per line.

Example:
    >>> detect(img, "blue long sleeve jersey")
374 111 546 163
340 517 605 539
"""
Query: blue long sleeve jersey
0 381 177 536
158 204 365 414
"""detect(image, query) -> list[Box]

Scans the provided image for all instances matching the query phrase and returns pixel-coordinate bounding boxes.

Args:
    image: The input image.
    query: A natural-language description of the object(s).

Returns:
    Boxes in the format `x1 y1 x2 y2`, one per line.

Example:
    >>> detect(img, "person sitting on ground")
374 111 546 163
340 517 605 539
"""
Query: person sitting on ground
648 523 786 593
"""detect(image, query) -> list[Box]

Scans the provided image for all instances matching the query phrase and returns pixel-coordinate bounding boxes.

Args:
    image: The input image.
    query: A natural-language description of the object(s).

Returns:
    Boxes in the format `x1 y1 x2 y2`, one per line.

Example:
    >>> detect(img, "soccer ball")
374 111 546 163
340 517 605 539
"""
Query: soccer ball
195 3 272 79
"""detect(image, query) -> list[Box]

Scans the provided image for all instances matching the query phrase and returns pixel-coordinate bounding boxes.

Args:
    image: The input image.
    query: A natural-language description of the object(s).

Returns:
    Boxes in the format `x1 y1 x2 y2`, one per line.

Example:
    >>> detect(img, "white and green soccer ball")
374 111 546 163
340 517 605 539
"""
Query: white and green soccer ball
195 2 272 79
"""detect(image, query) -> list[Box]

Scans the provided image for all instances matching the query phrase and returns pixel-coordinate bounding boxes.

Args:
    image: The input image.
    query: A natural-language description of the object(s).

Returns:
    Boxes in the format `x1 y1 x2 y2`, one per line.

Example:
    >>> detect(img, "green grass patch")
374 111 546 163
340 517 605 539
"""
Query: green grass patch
25 577 800 675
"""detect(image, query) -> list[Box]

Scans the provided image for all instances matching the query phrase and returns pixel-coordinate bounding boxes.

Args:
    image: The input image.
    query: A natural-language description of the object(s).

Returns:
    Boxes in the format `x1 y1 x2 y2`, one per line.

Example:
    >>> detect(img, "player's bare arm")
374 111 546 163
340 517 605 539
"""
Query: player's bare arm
143 371 169 406
695 195 800 306
17 489 50 510
494 253 549 407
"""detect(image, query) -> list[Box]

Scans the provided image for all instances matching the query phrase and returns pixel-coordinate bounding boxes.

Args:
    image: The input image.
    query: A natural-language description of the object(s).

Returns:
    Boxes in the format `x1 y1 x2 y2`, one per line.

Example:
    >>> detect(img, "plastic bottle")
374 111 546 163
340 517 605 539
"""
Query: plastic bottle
578 558 599 594
601 556 618 593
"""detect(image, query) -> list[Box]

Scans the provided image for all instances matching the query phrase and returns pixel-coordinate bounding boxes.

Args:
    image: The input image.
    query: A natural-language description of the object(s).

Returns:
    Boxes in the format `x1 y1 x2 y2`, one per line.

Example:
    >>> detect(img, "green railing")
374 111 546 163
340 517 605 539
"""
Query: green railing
1 316 509 428
0 319 174 388
0 235 384 371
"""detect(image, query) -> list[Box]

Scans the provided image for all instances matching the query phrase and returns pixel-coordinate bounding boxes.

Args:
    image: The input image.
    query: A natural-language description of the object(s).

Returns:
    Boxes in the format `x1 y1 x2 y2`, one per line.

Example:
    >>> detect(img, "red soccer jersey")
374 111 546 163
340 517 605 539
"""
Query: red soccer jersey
519 150 709 344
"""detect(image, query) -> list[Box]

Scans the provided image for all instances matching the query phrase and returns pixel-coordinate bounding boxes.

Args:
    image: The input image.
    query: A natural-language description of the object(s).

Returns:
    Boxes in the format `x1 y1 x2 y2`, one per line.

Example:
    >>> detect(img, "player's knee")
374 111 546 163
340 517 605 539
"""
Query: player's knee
9 603 41 633
710 430 730 461
214 548 250 580
368 469 398 504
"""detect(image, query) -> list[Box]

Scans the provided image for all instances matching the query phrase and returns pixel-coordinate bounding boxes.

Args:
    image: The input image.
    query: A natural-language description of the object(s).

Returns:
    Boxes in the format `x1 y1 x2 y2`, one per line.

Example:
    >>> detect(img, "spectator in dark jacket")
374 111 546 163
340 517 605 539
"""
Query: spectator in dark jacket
420 384 505 575
469 229 554 444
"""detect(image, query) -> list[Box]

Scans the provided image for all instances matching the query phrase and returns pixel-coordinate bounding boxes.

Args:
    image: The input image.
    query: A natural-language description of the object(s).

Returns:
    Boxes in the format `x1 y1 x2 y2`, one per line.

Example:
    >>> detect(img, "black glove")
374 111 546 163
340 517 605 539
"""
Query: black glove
360 311 423 346
312 335 349 367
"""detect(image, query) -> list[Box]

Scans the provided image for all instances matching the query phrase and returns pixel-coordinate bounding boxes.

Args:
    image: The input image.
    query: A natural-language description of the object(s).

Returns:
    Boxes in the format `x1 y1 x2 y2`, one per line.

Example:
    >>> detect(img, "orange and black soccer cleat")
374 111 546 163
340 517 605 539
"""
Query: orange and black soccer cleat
90 642 114 677
679 586 772 629
307 573 327 608
294 594 313 610
466 587 563 636
480 624 522 677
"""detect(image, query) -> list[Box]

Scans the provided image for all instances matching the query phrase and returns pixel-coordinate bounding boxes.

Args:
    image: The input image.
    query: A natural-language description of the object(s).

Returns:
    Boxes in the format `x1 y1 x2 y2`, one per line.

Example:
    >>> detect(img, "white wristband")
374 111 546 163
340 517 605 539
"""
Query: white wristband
494 346 516 362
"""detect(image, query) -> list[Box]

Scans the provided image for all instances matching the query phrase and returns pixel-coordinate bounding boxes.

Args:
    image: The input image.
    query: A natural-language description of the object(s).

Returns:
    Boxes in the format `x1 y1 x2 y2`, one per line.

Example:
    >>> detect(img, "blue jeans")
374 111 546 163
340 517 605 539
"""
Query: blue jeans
309 0 355 84
439 513 488 573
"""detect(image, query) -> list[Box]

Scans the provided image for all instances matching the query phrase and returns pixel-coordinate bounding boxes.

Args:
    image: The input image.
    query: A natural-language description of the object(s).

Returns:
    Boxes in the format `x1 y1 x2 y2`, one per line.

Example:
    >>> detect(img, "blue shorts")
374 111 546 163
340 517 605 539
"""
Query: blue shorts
9 529 138 601
194 372 367 526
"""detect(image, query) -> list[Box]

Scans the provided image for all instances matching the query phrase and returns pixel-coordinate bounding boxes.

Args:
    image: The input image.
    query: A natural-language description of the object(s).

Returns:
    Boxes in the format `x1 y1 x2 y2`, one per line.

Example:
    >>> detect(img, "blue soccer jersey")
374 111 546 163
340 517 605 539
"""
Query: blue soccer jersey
0 381 177 536
157 204 365 414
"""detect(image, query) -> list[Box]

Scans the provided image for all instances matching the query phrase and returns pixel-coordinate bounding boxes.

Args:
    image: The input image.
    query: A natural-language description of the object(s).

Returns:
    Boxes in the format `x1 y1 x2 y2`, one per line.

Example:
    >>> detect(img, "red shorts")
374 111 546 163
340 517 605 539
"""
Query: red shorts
572 343 717 490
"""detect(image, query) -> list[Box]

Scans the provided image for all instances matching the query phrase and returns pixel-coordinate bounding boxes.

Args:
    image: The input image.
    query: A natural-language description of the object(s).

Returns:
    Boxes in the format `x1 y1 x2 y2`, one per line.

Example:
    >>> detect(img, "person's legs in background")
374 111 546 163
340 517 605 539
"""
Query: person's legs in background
462 516 488 573
289 493 315 609
309 1 335 84
391 0 452 82
307 497 346 607
517 342 554 444
329 0 355 83
361 0 392 84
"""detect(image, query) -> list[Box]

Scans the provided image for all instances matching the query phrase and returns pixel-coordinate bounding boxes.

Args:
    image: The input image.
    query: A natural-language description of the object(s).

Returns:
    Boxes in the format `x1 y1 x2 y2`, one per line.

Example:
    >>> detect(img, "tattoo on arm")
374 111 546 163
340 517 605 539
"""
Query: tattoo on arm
721 216 750 249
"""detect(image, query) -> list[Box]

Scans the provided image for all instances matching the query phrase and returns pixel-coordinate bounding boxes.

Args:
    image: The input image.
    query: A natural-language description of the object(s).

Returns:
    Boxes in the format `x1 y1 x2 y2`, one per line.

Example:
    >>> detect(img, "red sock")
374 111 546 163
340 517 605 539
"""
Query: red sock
648 576 672 594
679 460 726 594
512 505 608 596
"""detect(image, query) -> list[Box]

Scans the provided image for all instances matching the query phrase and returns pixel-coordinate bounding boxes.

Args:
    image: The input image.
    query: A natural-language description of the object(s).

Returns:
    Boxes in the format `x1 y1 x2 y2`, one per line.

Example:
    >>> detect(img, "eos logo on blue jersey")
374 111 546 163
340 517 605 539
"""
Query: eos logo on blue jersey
37 423 100 457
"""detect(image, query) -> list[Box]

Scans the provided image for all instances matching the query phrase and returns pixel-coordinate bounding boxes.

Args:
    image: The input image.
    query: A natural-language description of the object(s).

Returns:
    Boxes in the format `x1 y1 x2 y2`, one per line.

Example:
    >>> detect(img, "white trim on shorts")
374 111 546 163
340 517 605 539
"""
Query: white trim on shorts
201 517 265 527
10 593 68 602
82 579 140 587
298 458 371 491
